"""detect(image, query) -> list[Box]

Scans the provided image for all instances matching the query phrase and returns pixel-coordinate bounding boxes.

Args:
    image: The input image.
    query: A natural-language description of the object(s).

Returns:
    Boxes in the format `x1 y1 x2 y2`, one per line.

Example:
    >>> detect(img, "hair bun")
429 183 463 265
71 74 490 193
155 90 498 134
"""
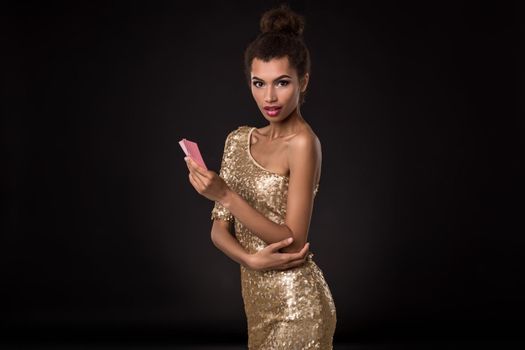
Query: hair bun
260 3 305 37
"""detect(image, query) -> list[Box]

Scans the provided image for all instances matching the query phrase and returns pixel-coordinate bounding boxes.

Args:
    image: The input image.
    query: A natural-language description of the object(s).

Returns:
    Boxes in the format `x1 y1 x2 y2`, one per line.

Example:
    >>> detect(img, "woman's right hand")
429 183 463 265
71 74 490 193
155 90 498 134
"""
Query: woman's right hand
247 237 310 272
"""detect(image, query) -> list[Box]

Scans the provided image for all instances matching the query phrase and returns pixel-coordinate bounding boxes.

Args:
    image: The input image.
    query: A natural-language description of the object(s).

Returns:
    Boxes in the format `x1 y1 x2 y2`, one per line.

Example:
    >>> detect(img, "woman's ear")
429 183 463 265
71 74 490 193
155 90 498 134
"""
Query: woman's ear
300 73 310 93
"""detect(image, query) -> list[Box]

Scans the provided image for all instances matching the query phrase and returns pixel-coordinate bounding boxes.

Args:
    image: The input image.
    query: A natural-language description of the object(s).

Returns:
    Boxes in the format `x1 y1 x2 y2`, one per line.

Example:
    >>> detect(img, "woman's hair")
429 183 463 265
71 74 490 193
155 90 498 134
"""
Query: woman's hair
244 3 311 106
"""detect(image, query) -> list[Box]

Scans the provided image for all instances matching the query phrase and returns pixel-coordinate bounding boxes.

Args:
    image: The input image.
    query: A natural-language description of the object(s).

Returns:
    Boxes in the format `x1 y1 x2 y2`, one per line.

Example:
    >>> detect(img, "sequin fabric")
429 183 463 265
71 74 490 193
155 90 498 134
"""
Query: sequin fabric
210 125 337 349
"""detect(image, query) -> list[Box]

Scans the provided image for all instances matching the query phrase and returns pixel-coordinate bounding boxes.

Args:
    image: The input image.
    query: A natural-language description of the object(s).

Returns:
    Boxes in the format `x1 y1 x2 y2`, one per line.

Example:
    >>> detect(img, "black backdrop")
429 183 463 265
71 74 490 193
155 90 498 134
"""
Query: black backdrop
2 0 523 346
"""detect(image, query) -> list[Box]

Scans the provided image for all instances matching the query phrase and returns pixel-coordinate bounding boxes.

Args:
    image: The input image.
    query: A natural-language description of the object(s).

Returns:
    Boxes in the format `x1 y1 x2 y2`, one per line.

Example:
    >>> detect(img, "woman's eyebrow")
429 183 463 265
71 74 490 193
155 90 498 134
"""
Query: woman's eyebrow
252 75 292 81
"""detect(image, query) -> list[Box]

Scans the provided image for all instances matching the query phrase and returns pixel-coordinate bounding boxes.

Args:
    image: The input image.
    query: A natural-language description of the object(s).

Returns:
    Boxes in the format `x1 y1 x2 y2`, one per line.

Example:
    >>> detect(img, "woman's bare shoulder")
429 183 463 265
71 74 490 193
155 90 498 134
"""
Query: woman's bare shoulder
289 124 321 148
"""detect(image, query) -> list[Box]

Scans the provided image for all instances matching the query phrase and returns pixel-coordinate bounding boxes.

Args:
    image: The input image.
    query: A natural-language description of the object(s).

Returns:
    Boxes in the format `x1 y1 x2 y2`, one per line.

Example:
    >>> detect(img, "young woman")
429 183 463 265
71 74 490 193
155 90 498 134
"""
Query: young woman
185 4 337 348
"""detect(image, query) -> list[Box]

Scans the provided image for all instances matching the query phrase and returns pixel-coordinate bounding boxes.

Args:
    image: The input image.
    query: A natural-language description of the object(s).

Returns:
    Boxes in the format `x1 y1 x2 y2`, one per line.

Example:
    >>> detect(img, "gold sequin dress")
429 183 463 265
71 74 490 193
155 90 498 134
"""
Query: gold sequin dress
210 125 337 349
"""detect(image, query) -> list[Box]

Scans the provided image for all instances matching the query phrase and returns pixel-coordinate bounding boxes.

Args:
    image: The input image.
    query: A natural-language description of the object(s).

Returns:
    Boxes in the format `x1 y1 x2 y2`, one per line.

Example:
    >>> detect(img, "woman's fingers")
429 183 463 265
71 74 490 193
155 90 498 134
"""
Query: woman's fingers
189 171 205 192
252 239 311 272
186 157 216 195
271 243 311 271
293 242 310 259
186 157 208 190
188 172 201 192
185 157 194 173
297 242 310 259
269 237 294 252
186 157 209 178
282 242 309 263
185 158 200 178
279 243 309 270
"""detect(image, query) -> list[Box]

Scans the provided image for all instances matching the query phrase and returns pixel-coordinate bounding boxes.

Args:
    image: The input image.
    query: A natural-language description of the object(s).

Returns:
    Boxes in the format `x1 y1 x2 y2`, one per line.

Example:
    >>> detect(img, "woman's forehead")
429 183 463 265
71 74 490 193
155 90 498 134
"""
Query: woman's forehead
251 57 297 79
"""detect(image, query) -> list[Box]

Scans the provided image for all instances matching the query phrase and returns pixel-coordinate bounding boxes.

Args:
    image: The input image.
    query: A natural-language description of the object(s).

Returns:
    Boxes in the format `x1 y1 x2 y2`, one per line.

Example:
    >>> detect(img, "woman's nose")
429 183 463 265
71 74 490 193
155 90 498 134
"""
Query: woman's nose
264 87 277 102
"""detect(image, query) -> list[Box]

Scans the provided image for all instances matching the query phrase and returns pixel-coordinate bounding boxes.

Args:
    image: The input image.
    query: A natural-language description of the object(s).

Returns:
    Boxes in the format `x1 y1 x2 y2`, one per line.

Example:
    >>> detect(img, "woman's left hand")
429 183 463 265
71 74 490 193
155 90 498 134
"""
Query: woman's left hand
185 156 229 202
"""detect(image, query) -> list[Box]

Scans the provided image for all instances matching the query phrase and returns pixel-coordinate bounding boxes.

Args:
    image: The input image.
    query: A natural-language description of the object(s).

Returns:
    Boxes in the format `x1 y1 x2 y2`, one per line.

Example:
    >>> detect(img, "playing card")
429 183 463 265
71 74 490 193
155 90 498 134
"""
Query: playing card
179 138 208 170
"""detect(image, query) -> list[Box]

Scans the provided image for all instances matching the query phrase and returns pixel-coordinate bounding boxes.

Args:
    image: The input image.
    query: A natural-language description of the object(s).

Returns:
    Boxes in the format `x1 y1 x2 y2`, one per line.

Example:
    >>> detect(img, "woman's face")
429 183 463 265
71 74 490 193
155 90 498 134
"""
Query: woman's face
250 56 308 122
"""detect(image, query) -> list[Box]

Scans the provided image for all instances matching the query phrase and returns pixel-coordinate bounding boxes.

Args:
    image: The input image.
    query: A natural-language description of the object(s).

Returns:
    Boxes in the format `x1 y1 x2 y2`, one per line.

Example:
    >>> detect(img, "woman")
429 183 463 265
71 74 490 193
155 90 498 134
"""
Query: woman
185 4 337 349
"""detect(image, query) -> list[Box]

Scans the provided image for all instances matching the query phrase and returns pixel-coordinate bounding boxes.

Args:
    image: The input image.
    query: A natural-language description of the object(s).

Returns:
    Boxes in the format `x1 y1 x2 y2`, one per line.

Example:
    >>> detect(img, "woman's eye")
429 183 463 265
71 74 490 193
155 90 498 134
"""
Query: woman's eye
253 80 290 88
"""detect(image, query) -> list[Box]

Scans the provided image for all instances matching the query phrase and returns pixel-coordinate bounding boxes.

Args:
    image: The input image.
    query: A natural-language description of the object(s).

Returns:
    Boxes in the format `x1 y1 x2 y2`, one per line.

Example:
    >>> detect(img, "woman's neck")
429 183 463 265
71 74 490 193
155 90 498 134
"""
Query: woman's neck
265 107 306 139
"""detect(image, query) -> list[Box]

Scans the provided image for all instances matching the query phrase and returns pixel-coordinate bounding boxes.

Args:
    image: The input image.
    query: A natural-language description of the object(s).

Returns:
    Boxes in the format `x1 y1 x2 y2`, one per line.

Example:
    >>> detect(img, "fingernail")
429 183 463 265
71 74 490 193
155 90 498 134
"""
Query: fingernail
288 237 293 242
184 157 189 162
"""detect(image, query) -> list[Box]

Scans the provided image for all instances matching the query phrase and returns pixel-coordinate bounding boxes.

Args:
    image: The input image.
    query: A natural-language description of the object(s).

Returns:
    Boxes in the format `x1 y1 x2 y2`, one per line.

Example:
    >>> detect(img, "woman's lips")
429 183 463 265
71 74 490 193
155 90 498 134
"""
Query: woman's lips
264 106 282 117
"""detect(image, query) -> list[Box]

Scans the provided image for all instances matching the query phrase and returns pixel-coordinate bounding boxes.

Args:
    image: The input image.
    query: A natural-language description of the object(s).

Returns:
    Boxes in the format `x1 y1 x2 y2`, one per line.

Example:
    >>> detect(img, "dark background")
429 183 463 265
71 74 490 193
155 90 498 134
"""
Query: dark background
1 0 523 347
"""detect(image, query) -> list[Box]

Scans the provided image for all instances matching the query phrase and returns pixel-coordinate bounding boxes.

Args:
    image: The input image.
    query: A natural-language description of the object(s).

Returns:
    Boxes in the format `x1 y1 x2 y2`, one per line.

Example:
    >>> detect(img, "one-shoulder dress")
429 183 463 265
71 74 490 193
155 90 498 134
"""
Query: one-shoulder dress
210 125 337 349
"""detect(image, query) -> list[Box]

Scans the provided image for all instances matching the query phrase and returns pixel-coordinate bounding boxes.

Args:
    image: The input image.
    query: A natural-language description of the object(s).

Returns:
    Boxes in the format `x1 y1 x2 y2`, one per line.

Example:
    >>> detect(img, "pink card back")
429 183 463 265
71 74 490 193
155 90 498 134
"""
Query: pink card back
178 138 208 170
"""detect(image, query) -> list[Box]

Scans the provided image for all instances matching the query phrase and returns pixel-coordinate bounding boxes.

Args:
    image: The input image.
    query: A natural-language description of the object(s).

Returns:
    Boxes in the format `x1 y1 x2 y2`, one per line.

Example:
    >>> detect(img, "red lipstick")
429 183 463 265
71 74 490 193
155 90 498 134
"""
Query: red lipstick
264 105 282 117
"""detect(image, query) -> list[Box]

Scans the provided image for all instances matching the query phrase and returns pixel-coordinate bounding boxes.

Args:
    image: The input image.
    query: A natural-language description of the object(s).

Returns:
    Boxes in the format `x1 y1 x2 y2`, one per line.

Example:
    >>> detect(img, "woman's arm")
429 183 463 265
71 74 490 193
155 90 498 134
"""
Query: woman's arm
210 219 310 271
219 190 293 246
210 219 252 268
